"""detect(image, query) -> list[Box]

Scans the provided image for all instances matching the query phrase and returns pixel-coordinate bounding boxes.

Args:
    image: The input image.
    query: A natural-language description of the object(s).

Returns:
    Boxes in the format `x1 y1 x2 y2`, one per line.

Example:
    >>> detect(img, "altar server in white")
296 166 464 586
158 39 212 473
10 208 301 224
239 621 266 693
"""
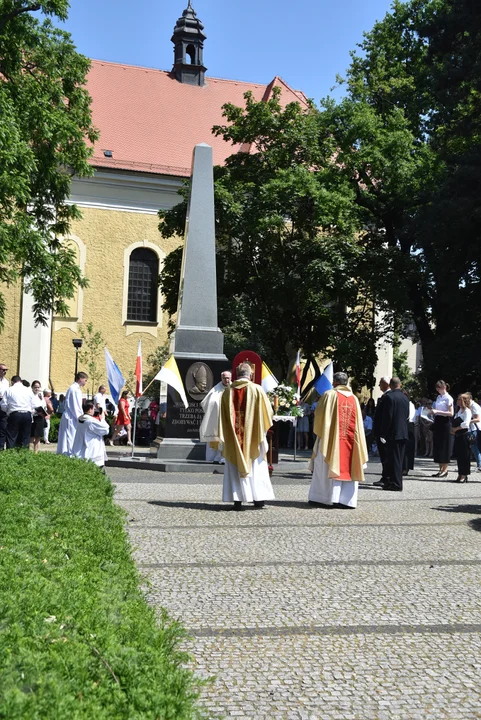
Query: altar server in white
308 371 368 509
72 401 110 468
219 363 275 510
57 372 88 456
200 370 232 463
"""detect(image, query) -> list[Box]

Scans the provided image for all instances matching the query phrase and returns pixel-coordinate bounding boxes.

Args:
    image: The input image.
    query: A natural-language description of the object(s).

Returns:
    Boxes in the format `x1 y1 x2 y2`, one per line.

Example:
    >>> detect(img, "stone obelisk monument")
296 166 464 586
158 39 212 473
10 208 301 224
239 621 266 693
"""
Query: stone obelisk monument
157 143 229 462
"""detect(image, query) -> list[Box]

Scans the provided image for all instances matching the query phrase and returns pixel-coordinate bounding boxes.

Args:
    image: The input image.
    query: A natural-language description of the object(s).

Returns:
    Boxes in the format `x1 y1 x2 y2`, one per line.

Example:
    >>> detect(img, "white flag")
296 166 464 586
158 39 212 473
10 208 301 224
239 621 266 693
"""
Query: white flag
154 356 188 408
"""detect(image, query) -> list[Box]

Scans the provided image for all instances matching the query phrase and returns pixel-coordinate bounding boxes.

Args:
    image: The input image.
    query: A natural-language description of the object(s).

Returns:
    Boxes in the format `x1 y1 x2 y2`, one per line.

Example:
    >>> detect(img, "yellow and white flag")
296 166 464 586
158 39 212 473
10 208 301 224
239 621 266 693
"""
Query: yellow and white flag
261 362 279 393
154 355 189 408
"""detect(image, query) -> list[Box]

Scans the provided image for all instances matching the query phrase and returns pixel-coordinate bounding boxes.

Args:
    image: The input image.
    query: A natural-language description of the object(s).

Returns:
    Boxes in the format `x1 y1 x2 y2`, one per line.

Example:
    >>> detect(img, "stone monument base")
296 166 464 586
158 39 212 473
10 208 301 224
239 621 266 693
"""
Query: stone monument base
156 437 206 461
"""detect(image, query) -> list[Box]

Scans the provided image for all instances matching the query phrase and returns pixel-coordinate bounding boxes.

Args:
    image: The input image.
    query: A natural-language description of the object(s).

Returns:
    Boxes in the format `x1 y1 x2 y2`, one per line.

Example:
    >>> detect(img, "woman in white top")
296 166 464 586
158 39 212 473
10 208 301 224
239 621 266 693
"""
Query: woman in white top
431 380 454 478
451 394 472 483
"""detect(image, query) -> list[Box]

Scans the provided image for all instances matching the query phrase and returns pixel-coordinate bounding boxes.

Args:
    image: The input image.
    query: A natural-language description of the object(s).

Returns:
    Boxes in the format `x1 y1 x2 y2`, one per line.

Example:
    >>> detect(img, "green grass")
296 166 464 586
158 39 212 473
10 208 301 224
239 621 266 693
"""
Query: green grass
0 452 204 719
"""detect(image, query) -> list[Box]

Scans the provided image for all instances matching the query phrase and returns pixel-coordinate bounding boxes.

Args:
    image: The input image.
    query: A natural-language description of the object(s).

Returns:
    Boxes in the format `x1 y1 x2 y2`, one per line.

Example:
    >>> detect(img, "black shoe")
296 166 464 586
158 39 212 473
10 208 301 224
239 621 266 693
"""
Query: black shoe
227 501 244 511
253 501 265 509
383 485 402 491
372 480 385 487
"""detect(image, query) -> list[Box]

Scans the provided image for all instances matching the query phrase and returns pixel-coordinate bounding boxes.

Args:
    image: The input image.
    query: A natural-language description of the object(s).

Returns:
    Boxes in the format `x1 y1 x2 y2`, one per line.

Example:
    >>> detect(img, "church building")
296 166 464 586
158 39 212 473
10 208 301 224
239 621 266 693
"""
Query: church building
0 2 310 392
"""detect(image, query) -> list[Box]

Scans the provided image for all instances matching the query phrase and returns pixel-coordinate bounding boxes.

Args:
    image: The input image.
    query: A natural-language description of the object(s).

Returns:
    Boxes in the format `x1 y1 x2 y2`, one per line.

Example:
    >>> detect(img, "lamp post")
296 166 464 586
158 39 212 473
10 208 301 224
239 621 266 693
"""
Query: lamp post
72 338 83 380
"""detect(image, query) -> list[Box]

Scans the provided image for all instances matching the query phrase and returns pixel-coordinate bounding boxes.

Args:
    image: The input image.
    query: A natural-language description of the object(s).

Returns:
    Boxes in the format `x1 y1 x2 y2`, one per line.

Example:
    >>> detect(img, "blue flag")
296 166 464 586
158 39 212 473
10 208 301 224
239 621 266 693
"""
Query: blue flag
314 362 333 396
104 347 125 404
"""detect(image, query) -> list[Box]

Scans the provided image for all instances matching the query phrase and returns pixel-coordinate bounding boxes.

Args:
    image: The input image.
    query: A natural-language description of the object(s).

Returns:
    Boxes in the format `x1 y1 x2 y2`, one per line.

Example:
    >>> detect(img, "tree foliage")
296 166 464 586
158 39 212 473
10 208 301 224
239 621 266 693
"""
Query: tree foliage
160 90 385 383
78 321 105 397
326 0 481 391
0 0 98 327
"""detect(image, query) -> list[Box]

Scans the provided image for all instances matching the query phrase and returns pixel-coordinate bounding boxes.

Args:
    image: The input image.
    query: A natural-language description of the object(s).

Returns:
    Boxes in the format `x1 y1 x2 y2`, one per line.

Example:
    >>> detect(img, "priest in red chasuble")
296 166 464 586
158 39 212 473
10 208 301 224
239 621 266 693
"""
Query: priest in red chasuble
219 362 275 510
308 371 368 508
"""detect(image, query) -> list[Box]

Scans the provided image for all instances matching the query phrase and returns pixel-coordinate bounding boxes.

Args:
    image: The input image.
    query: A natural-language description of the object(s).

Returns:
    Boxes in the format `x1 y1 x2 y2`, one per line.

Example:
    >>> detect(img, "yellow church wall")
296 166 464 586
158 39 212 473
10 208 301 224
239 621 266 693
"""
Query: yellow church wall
50 206 181 393
0 280 22 374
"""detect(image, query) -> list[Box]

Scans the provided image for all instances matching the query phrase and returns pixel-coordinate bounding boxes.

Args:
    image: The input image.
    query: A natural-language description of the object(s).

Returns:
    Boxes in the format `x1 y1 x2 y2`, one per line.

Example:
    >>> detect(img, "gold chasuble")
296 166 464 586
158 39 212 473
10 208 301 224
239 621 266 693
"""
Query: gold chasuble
313 386 368 482
219 379 273 478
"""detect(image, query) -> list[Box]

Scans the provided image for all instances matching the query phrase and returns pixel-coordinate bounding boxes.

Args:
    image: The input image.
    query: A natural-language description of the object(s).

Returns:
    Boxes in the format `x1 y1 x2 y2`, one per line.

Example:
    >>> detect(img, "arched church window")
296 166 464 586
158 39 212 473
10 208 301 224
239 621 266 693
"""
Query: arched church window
127 248 159 322
186 44 196 64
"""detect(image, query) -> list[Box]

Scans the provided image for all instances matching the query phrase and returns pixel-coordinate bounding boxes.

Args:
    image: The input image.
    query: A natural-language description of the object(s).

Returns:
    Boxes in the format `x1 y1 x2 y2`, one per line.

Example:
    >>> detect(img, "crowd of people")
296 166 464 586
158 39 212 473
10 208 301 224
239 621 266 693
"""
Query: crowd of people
1 356 479 493
363 377 481 485
0 363 57 453
200 365 481 511
0 365 165 464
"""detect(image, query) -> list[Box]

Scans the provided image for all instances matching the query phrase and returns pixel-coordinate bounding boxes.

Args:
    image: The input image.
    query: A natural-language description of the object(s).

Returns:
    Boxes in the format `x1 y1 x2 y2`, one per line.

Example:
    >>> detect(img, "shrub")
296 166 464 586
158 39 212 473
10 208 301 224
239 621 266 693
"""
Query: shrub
0 452 203 719
49 414 61 443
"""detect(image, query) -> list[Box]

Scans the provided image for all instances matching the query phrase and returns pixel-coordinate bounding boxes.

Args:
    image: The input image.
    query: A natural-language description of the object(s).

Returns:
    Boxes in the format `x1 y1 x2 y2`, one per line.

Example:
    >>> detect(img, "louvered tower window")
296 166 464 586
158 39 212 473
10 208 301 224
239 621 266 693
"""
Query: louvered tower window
127 248 158 322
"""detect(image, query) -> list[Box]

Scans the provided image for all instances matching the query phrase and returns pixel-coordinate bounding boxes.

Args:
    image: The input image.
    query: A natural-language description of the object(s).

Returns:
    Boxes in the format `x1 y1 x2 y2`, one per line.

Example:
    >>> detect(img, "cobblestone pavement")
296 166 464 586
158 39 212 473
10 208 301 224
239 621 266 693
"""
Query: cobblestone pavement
110 455 481 719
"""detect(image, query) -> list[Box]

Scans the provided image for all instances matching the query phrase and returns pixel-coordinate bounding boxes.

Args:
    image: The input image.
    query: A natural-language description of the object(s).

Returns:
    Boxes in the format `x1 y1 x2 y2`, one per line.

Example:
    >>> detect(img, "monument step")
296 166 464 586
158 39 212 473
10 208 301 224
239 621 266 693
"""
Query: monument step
106 456 223 473
154 439 208 461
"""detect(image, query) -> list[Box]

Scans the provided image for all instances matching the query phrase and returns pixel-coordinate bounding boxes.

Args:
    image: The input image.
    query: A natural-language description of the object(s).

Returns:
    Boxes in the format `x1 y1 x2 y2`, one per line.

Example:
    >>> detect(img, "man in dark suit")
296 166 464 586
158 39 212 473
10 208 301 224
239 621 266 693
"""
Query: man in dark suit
372 376 390 487
379 377 409 491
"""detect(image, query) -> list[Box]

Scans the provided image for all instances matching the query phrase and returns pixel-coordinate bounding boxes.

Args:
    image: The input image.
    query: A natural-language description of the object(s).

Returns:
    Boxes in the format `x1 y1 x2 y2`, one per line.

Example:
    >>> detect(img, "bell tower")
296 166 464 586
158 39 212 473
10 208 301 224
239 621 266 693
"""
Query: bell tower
171 1 207 87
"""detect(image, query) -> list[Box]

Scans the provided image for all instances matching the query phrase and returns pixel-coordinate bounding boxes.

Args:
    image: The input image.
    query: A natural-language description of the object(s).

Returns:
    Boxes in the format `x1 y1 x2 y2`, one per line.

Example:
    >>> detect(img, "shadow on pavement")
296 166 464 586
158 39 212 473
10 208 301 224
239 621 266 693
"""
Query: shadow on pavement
433 503 481 532
149 501 231 512
148 500 333 511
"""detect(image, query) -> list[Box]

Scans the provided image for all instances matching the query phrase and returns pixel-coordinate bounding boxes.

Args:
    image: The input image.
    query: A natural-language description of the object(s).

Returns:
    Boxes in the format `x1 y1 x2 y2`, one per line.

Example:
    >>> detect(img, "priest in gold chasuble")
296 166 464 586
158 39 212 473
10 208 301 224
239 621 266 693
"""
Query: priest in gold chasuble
219 363 275 510
308 371 368 508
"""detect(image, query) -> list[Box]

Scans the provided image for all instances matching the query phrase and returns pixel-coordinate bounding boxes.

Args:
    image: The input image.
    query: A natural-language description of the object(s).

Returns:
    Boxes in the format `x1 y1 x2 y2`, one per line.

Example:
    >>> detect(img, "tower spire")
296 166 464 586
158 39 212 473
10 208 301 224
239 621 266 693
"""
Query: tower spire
171 2 207 86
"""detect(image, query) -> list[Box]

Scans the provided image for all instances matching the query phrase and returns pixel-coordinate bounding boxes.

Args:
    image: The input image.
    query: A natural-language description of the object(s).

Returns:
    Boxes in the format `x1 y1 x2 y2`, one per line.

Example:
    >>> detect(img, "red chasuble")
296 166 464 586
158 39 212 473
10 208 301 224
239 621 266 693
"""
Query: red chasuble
337 392 357 480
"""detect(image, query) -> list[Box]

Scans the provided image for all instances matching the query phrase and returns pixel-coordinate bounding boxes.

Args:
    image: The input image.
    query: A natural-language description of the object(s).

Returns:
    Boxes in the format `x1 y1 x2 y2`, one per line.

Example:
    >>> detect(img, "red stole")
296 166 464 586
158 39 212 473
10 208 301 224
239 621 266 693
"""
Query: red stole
231 386 247 453
337 392 357 480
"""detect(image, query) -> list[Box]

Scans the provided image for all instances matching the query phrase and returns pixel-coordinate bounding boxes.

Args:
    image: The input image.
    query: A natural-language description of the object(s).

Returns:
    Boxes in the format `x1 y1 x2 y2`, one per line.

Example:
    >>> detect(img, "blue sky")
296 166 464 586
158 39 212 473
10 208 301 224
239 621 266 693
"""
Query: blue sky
59 0 395 102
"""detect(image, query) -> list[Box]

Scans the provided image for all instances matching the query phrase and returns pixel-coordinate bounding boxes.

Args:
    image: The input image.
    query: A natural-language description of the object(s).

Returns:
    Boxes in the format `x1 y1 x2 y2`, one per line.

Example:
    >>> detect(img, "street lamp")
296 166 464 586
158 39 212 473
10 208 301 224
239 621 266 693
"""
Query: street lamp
72 338 83 379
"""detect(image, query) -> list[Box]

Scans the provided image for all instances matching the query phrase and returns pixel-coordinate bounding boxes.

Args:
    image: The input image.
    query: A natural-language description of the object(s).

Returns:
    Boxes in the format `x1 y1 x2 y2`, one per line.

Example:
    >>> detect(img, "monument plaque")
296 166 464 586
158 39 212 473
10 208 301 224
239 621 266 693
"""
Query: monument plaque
164 357 228 440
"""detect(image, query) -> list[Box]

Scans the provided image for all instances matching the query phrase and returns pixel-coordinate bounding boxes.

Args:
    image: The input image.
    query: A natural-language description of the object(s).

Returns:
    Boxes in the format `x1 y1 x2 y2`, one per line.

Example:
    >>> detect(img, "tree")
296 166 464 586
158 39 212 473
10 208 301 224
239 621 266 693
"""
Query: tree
0 1 98 327
323 0 481 392
78 322 105 397
159 89 387 384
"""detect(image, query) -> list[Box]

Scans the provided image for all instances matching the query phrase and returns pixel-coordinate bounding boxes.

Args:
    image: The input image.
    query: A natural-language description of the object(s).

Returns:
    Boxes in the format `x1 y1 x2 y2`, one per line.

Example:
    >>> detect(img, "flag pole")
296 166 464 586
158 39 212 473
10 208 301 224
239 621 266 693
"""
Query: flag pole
141 377 156 396
294 418 297 461
295 349 301 462
131 396 139 458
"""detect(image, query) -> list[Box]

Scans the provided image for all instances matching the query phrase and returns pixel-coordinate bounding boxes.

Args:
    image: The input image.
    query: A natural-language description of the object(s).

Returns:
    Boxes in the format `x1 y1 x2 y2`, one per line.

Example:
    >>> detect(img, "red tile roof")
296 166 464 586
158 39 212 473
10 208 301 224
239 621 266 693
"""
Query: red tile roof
87 60 310 177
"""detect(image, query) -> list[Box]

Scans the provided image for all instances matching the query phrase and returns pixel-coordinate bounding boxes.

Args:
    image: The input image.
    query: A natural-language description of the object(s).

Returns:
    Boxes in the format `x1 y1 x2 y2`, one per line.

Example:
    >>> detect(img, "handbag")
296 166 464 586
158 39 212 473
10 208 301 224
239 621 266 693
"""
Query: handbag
467 430 477 446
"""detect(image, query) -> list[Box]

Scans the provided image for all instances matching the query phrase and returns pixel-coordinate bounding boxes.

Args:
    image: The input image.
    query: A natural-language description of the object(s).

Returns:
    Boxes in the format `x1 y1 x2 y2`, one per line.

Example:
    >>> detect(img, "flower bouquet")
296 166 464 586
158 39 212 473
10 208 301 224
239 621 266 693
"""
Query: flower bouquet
268 384 303 417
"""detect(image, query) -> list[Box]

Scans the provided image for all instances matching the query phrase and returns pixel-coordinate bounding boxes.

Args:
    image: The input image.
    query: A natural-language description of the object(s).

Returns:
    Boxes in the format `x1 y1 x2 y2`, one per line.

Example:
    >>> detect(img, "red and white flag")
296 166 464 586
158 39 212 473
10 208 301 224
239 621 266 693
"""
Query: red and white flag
135 339 143 397
295 349 301 399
